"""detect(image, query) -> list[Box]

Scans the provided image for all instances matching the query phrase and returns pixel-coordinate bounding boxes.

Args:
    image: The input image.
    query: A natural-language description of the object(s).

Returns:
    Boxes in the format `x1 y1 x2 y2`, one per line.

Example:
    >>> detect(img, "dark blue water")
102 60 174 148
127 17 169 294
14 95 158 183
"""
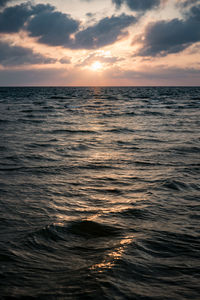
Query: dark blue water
0 87 199 299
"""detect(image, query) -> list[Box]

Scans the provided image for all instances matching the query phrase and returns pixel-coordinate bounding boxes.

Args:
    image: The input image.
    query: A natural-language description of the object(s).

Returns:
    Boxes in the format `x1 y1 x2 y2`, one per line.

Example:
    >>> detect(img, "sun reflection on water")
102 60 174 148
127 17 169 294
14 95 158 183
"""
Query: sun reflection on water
90 237 133 272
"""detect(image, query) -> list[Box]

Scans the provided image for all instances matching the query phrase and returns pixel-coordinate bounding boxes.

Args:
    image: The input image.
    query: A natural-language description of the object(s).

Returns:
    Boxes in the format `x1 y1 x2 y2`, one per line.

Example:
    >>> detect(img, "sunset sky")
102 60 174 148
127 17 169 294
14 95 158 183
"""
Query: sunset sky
0 0 199 86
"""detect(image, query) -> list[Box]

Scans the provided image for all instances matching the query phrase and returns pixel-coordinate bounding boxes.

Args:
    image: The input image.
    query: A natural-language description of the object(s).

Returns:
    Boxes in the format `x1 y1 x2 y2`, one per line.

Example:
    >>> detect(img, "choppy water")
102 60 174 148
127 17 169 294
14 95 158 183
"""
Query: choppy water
0 87 199 299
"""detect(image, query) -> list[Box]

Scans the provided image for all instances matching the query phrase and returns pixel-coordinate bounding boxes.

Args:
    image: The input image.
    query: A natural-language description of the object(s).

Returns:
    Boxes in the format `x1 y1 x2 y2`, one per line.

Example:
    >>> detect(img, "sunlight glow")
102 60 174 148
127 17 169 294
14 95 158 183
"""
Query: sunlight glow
90 61 103 71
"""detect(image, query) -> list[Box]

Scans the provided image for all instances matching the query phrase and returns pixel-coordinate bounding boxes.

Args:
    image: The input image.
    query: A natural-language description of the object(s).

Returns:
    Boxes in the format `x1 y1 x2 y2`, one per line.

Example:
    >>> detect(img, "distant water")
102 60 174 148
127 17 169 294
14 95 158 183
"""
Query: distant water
0 87 199 299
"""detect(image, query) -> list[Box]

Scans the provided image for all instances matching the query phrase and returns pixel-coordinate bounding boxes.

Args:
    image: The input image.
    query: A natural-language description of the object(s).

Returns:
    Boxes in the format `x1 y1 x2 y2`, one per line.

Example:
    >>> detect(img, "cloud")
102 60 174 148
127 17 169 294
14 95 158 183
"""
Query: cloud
0 0 12 8
0 3 136 49
112 0 161 11
134 4 200 56
176 0 200 8
107 65 200 85
0 3 32 33
59 56 71 64
0 3 79 46
0 41 56 66
0 68 76 86
27 10 136 49
0 65 199 86
77 52 122 67
72 14 136 49
31 3 55 14
86 12 95 18
26 5 79 46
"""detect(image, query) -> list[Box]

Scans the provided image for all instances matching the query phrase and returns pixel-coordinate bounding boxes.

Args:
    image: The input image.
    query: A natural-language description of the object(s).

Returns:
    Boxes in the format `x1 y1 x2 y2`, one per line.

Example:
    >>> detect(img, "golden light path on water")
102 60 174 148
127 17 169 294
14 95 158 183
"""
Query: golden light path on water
49 92 149 277
90 237 134 272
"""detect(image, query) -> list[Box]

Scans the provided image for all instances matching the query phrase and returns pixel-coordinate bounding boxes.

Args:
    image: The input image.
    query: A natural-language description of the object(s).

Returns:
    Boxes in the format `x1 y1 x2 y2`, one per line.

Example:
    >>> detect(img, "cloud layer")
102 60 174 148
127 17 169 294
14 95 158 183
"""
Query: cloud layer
112 0 161 11
27 4 79 46
0 0 199 86
72 14 136 49
0 3 32 33
0 0 12 8
0 41 55 66
0 2 136 49
1 0 200 56
135 4 200 56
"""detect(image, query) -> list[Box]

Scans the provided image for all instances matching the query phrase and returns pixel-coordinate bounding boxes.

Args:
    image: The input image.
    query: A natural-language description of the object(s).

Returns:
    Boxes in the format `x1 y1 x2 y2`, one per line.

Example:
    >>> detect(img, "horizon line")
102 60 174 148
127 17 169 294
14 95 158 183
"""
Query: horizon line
0 85 200 88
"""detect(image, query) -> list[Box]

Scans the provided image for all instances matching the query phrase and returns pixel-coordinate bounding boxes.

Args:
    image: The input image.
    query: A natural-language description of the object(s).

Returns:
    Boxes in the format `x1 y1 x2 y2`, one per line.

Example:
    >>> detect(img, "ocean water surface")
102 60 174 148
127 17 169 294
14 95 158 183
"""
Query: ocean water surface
0 87 199 299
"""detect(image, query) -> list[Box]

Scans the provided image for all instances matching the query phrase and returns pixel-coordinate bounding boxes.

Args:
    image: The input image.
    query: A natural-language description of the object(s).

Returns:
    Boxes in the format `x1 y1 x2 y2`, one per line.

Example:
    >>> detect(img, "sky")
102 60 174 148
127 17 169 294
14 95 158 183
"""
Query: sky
0 0 199 86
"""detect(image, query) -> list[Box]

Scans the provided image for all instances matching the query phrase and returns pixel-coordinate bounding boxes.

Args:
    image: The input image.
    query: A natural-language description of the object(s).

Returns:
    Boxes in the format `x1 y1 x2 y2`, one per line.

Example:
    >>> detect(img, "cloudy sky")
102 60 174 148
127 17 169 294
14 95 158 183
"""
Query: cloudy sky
0 0 199 86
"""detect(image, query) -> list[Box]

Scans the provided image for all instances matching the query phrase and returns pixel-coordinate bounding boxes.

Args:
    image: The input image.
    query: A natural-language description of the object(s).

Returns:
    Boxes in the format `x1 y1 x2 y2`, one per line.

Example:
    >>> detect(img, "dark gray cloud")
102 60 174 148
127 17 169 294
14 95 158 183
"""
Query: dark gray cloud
59 57 71 64
135 4 200 56
0 3 32 33
86 12 95 18
0 0 9 7
0 2 79 44
112 0 161 11
0 0 12 8
72 14 136 49
27 10 136 49
0 2 136 49
0 41 55 66
26 6 79 46
31 3 55 14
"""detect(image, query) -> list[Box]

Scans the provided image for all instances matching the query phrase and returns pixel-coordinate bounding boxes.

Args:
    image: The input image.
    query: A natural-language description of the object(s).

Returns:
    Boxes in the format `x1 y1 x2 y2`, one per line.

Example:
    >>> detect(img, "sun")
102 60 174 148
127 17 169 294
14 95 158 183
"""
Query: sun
90 61 103 71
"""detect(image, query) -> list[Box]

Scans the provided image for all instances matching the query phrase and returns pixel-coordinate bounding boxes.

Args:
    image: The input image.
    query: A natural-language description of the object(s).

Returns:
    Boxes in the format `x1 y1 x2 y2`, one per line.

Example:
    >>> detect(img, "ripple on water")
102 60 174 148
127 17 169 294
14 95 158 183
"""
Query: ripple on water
0 87 200 299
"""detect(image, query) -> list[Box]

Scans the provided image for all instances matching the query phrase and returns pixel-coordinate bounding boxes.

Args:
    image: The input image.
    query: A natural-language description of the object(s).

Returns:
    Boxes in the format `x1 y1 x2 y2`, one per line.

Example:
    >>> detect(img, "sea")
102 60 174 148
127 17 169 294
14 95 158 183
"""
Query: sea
0 87 199 299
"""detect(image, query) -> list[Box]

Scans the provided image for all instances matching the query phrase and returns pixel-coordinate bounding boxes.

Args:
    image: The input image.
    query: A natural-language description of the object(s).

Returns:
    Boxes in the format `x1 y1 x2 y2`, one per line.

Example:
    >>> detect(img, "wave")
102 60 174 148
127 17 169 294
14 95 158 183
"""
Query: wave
111 207 151 220
50 95 73 99
157 178 190 191
45 129 96 135
68 220 121 238
0 119 10 124
105 128 135 134
17 118 45 124
169 146 200 154
27 220 121 244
